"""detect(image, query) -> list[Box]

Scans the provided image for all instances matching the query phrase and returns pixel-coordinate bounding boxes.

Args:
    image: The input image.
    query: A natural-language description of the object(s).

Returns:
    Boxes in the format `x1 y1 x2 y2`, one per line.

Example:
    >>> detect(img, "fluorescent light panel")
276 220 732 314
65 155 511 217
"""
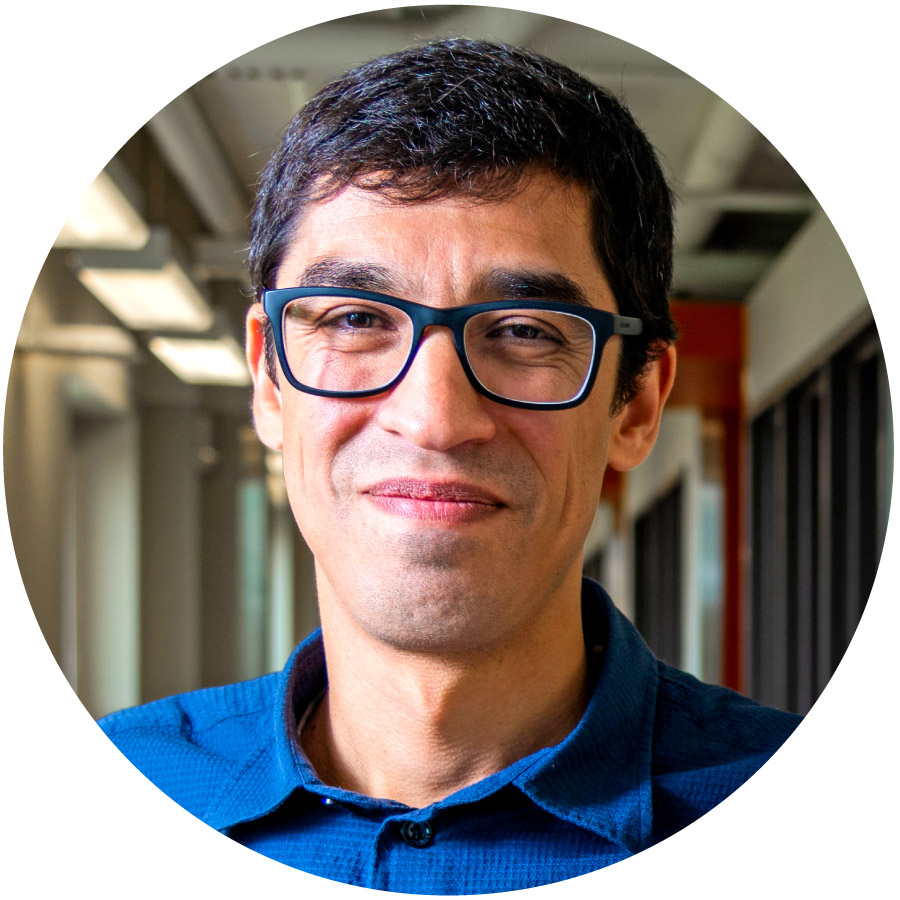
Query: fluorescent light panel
148 335 250 386
55 169 150 249
78 261 215 332
17 324 137 358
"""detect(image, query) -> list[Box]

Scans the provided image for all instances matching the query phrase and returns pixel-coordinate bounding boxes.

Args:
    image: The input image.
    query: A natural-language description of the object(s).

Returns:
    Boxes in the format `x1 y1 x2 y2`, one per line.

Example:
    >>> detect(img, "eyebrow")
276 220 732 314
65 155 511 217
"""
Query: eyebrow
297 258 401 294
474 269 591 307
293 259 592 307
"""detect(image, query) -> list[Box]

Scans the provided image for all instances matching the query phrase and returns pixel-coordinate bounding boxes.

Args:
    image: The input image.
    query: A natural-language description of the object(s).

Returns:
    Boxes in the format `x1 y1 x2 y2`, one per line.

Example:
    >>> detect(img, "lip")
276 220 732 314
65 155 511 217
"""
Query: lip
363 478 506 522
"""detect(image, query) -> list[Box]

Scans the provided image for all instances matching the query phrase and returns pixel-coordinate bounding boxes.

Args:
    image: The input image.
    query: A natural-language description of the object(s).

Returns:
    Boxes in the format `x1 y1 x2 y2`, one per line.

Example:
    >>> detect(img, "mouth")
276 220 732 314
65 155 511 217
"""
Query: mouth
362 478 506 523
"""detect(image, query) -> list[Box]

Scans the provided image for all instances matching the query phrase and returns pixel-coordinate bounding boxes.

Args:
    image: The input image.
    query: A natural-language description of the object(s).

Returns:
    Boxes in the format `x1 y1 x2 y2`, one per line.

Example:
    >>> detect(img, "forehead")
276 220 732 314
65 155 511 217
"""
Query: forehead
274 172 612 306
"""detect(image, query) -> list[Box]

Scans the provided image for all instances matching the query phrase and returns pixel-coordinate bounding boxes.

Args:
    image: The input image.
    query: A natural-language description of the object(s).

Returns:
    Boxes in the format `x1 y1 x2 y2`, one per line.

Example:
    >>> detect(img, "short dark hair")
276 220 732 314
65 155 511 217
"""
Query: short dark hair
249 38 677 409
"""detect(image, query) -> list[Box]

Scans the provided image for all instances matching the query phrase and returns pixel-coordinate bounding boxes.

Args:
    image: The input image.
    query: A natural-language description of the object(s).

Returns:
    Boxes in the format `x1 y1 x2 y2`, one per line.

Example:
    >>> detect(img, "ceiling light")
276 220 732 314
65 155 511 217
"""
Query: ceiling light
148 334 250 386
73 227 214 332
16 324 138 358
55 160 150 249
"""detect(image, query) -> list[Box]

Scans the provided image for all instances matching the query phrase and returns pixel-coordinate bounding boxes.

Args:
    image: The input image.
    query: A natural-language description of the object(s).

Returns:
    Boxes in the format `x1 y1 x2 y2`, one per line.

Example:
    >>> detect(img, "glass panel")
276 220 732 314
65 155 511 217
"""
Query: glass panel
282 296 414 392
464 309 595 403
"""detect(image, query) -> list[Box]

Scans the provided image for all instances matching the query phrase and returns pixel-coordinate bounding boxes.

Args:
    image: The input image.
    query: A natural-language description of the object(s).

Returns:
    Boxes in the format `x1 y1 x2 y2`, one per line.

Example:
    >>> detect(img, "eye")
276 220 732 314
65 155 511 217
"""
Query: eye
318 306 390 331
342 311 377 328
486 318 564 344
504 323 559 342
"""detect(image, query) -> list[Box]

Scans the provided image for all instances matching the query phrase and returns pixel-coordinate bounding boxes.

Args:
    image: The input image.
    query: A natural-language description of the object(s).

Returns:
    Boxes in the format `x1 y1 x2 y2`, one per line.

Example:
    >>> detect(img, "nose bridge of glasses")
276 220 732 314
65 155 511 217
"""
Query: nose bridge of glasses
407 317 471 380
402 296 459 348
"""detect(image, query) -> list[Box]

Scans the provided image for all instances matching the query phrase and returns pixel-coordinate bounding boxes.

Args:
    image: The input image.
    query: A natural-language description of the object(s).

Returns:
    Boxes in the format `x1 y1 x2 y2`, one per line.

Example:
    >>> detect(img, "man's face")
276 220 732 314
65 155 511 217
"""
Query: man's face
251 172 645 655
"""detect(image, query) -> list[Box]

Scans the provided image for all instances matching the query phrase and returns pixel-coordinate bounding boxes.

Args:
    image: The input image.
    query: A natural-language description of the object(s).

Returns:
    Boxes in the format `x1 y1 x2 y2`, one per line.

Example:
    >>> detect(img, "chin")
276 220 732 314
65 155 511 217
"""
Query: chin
348 568 520 655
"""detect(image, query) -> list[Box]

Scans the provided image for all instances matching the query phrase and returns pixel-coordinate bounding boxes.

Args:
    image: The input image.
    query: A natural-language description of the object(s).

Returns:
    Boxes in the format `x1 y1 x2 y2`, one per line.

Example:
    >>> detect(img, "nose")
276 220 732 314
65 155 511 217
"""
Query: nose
374 328 497 450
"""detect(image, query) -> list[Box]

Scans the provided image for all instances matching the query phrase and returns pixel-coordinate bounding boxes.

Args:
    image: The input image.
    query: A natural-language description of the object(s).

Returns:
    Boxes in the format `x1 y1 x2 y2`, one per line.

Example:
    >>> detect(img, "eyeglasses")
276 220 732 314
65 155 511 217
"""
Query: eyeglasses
262 287 643 411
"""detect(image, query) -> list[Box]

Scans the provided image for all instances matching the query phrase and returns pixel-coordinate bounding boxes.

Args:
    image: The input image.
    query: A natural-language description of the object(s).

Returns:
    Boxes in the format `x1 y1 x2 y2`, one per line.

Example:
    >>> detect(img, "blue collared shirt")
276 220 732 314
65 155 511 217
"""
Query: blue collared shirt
99 581 801 893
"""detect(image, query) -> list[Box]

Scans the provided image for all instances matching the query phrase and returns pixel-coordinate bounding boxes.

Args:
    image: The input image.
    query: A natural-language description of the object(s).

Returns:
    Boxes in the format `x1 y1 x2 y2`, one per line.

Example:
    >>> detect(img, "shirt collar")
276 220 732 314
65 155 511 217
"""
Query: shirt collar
204 579 658 852
203 631 326 831
513 580 658 852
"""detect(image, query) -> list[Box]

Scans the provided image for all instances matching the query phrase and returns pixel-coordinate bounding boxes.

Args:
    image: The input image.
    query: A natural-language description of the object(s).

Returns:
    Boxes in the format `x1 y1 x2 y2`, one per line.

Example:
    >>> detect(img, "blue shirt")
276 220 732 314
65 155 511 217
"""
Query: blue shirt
99 580 801 893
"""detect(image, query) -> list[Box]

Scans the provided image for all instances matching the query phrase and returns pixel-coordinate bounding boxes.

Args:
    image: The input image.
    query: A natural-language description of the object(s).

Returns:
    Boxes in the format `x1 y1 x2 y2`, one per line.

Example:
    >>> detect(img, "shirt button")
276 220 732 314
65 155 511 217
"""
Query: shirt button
399 820 434 848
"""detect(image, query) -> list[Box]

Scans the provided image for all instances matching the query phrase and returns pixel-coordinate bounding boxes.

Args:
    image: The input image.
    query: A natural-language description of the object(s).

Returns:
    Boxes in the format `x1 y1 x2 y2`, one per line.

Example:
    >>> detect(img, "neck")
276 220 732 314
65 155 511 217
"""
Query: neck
301 572 589 809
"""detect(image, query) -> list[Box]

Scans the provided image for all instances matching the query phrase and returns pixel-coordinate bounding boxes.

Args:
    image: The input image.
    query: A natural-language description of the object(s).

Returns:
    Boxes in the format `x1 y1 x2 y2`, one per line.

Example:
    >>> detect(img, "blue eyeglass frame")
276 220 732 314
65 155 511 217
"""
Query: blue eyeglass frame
262 286 643 411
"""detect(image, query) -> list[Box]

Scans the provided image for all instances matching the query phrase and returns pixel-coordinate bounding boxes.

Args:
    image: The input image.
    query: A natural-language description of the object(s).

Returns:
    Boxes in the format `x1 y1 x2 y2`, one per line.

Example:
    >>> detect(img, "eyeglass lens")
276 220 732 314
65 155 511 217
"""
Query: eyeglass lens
282 295 597 404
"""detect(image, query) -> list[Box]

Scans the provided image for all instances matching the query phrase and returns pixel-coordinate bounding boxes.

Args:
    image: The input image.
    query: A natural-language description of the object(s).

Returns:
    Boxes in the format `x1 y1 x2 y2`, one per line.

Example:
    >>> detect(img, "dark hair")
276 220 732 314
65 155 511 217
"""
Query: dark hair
249 38 677 409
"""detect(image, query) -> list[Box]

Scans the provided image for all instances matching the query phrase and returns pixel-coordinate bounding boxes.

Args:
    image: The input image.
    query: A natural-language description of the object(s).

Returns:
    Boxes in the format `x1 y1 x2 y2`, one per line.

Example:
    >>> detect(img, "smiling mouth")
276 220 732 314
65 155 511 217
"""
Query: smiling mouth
363 478 505 522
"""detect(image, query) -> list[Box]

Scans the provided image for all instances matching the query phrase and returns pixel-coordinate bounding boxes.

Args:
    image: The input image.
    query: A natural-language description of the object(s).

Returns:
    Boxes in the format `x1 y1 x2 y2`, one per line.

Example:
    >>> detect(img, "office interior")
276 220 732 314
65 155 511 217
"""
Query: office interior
4 8 890 720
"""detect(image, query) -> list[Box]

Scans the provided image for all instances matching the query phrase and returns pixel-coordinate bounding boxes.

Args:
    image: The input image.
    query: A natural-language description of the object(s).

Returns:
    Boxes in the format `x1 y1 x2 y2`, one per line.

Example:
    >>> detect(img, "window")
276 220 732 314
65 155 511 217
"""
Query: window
634 480 683 668
748 323 890 712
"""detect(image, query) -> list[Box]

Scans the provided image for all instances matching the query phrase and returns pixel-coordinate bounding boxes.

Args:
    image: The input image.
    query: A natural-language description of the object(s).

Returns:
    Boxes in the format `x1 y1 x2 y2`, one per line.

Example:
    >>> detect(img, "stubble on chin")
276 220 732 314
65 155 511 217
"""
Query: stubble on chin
343 560 512 654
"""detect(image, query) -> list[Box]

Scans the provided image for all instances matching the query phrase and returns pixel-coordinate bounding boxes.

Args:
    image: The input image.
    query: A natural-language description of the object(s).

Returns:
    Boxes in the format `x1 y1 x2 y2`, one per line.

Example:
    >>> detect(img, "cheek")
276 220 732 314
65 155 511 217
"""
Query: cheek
545 407 612 531
280 395 374 503
512 401 609 491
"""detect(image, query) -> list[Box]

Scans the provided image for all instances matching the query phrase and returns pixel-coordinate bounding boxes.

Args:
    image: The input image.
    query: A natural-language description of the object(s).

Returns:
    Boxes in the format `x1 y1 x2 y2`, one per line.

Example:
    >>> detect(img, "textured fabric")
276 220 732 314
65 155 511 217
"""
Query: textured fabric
99 580 801 893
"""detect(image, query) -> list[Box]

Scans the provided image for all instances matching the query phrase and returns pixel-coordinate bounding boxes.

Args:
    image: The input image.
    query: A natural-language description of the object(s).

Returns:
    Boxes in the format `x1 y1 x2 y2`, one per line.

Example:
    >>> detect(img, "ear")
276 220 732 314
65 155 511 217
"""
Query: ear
246 304 284 451
606 343 677 472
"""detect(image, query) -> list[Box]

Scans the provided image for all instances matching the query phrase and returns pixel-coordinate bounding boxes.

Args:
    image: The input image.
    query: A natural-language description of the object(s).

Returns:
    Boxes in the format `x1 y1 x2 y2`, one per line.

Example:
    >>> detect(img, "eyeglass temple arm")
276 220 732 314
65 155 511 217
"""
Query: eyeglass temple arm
613 315 643 336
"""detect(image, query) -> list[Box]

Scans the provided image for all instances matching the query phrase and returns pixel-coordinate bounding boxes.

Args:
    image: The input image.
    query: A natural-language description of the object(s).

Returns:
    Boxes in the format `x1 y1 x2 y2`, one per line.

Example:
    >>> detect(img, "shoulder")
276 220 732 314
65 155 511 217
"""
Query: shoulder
97 673 280 819
650 661 802 838
654 662 802 757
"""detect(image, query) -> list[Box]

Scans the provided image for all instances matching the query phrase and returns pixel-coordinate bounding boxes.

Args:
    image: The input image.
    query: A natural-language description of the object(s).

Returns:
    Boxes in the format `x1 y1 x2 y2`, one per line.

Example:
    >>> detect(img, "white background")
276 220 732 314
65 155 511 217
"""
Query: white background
2 2 897 896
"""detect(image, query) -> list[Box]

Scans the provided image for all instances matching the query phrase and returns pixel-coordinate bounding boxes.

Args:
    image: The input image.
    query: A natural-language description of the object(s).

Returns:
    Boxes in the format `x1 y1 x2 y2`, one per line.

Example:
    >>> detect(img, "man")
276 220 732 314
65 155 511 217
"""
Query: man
100 39 801 893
